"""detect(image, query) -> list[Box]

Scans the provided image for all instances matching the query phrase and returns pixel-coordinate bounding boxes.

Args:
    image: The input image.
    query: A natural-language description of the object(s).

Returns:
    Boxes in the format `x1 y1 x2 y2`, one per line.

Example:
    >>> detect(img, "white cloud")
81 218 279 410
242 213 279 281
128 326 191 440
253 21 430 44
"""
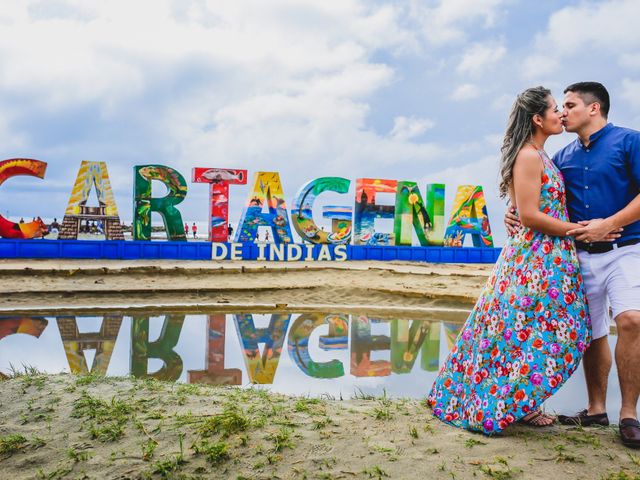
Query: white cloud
389 116 435 141
522 0 640 79
484 134 503 149
619 53 640 70
491 93 513 111
0 0 461 230
457 42 506 75
0 0 412 110
0 113 27 153
166 89 446 176
410 0 507 46
5 0 635 249
0 1 442 164
451 83 480 101
621 78 640 110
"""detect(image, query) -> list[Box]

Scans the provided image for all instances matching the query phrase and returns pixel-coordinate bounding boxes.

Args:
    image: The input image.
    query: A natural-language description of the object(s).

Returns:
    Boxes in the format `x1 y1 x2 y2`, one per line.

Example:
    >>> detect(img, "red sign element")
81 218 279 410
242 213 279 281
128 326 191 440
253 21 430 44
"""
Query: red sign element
192 168 247 242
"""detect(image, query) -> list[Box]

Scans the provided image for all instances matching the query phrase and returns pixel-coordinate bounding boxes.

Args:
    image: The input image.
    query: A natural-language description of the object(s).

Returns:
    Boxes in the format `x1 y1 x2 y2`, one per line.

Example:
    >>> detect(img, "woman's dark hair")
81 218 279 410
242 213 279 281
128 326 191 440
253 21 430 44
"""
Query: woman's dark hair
499 86 551 199
564 81 610 118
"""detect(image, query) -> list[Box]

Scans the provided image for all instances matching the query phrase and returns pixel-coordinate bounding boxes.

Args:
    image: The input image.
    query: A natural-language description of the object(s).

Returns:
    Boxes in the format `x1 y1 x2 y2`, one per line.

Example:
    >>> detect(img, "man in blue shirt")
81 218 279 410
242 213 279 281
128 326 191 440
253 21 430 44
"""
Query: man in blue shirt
506 82 640 447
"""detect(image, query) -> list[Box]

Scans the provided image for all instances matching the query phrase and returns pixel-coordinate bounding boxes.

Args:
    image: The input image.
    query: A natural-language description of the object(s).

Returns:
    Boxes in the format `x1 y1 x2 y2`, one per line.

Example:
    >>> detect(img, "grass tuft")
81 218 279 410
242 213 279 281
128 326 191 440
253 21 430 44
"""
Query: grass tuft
192 439 230 465
0 434 27 456
266 427 294 453
199 405 251 438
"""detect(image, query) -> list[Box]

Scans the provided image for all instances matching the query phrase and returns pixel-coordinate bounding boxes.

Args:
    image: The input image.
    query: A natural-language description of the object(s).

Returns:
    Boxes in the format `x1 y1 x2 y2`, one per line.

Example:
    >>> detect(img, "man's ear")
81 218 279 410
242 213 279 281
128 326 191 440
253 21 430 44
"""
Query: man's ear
589 102 601 117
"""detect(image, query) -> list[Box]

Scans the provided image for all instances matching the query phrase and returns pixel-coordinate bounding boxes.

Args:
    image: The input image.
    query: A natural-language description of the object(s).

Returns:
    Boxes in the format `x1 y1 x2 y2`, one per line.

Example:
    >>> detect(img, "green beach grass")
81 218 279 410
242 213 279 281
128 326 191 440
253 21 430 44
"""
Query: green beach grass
0 371 637 479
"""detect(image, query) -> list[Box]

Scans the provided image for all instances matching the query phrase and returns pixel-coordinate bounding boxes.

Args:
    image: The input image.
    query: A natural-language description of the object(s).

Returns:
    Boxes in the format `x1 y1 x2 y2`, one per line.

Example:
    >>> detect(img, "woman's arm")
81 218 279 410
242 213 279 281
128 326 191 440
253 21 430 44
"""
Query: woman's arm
512 149 582 236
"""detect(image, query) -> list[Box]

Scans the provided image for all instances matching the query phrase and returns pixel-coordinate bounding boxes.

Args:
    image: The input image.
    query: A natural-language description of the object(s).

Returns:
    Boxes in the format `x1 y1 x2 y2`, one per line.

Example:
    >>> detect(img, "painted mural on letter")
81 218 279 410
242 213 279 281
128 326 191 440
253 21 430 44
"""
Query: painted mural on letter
58 161 124 240
0 159 48 239
443 185 493 247
192 168 247 242
133 165 188 241
235 172 293 244
291 177 352 245
353 178 397 246
394 182 445 246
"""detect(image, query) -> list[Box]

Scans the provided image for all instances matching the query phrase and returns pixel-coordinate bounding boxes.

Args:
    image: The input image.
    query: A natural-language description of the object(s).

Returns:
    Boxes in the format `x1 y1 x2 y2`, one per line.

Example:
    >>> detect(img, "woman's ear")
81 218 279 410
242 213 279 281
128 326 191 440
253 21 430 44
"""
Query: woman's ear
532 114 543 129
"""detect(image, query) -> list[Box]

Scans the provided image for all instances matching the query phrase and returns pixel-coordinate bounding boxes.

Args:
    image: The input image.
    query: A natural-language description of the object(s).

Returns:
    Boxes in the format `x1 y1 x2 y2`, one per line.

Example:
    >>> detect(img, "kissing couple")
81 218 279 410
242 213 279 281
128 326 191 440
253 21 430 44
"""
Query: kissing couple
427 82 640 448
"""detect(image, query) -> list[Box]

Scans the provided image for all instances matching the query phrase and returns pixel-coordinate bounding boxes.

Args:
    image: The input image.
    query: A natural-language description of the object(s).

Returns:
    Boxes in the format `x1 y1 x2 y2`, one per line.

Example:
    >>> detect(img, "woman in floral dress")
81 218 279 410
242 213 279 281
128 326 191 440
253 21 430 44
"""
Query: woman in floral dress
428 87 611 434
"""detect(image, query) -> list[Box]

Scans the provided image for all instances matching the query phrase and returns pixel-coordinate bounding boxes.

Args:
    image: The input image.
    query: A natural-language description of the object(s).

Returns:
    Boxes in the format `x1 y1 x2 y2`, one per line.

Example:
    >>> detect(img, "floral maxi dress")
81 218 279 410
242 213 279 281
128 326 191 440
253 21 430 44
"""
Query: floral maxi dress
427 150 591 434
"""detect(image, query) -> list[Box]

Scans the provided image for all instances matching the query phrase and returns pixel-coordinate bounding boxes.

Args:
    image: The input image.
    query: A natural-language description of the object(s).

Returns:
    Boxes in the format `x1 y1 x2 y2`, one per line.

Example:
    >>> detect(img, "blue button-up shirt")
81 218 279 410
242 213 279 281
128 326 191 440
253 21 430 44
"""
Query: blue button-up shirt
553 123 640 242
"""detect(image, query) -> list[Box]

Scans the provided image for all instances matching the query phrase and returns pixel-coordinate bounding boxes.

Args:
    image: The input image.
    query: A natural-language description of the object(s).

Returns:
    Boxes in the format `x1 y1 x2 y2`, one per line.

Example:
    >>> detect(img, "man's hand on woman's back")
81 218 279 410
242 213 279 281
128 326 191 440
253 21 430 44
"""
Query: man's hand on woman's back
504 206 521 236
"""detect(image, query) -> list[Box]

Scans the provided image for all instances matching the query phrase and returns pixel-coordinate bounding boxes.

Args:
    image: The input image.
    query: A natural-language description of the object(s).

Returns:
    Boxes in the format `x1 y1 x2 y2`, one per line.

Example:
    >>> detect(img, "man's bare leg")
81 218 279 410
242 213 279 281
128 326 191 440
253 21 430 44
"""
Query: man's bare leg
583 335 611 415
616 310 640 420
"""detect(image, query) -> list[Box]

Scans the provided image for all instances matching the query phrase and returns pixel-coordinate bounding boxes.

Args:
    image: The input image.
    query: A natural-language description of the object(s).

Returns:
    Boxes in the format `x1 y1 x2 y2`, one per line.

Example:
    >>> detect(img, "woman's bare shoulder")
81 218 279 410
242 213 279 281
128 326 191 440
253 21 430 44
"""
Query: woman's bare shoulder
513 147 542 170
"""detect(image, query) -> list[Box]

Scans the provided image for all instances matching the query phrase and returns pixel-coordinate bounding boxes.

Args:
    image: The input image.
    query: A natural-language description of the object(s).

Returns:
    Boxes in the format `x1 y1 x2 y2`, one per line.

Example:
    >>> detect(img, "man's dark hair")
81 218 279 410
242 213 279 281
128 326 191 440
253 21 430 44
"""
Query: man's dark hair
564 81 610 118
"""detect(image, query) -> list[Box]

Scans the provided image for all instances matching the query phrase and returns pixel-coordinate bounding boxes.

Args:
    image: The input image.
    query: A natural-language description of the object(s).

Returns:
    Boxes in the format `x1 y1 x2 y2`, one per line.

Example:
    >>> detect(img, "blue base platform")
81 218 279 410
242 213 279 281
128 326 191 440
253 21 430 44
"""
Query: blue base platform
0 239 502 263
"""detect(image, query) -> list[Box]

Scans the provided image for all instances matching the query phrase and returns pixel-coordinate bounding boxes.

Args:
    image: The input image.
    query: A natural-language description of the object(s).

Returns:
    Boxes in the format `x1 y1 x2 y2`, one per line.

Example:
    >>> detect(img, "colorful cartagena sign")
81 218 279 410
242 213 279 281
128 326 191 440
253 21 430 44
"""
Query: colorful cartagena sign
0 159 494 258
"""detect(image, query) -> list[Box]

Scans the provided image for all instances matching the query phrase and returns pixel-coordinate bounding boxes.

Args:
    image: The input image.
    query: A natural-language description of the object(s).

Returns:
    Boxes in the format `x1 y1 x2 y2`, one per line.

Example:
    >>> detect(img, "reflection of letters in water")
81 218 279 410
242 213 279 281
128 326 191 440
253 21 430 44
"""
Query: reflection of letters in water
233 313 291 384
131 315 185 381
0 313 464 384
0 316 48 341
287 313 347 378
188 314 242 385
59 315 122 374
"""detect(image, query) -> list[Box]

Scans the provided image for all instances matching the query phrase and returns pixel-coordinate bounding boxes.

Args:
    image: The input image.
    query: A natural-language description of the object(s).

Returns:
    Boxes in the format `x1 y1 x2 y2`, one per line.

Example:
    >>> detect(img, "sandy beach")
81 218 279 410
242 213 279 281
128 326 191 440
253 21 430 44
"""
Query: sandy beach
0 259 636 479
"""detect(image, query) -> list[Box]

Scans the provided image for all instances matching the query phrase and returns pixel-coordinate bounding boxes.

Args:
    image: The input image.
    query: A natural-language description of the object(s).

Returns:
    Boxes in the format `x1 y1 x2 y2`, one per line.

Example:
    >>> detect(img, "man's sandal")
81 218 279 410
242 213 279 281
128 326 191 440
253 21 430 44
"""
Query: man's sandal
517 410 555 427
557 409 609 427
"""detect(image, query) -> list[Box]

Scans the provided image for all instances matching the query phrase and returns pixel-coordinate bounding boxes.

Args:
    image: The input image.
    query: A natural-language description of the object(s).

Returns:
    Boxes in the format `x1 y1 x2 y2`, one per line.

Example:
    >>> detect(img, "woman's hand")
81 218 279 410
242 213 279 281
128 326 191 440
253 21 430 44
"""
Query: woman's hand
566 218 623 242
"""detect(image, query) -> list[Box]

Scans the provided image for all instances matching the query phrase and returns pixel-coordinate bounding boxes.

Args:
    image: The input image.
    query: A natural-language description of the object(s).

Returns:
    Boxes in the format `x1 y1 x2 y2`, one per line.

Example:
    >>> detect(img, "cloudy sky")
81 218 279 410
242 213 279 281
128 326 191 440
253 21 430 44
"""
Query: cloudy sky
1 0 639 246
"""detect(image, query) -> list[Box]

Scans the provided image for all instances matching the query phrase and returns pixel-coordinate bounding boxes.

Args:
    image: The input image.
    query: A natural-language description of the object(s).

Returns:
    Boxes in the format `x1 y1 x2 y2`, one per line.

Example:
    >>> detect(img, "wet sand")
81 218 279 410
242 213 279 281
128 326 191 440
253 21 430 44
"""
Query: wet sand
0 259 491 315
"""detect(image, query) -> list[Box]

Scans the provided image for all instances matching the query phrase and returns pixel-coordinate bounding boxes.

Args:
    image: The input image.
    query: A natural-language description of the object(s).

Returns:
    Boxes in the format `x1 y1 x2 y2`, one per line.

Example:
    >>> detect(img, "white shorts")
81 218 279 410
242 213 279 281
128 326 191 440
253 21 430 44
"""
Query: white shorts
578 243 640 340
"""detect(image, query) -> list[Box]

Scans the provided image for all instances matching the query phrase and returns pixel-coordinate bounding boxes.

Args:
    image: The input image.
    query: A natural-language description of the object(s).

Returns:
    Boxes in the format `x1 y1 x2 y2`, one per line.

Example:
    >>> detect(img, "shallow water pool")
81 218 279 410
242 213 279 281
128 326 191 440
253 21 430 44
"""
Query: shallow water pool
0 309 624 421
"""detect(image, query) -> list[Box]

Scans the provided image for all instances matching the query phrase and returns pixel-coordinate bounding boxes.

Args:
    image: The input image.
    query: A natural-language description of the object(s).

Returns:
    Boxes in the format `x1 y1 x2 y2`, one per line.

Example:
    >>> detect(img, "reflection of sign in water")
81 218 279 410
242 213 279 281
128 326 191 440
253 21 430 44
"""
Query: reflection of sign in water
188 314 242 385
0 316 48 341
287 313 347 378
131 315 185 381
58 315 122 374
233 313 291 383
0 312 466 384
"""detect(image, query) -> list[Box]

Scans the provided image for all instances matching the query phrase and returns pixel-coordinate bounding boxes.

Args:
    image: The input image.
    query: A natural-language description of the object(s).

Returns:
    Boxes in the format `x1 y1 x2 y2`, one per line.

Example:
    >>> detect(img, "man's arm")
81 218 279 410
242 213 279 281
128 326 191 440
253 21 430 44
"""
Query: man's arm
567 197 638 242
567 131 640 242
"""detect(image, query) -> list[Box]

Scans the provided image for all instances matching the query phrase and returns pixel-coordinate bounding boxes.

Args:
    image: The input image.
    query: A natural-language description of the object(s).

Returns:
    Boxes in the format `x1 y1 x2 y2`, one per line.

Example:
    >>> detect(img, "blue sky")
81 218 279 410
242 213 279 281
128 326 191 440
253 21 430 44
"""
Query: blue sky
1 0 639 246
